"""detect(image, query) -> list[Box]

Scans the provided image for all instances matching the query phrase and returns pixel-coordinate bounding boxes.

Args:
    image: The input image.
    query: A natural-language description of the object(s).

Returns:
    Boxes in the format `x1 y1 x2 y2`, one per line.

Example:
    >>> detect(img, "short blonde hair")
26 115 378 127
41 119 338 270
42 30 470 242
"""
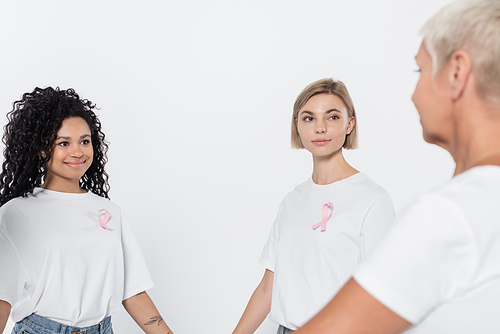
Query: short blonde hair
291 78 358 149
420 0 500 102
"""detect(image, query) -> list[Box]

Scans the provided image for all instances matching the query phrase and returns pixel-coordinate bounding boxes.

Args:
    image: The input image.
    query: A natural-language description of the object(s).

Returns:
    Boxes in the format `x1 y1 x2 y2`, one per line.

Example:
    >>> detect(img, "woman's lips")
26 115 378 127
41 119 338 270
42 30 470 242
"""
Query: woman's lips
65 161 86 168
312 139 331 146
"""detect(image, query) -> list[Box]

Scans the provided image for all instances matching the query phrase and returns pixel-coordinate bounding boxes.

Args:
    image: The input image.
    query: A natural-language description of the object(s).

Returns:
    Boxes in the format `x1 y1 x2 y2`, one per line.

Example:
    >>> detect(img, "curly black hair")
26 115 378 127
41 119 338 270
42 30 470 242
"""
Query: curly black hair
0 86 110 206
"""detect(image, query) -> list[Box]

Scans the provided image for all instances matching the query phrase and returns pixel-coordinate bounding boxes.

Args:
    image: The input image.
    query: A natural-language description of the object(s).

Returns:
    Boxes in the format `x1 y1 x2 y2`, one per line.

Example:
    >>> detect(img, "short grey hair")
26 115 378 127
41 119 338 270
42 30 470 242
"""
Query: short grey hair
420 0 500 102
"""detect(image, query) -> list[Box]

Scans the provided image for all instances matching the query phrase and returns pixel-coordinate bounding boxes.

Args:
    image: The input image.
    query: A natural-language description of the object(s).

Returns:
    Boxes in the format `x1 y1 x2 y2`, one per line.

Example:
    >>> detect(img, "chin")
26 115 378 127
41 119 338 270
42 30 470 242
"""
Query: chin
422 132 433 144
310 150 341 159
422 131 448 148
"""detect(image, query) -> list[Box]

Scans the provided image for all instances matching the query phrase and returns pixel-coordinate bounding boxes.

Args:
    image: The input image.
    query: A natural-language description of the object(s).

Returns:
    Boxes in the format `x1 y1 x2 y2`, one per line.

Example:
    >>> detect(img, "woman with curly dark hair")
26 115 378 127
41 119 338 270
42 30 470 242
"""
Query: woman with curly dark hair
0 87 174 334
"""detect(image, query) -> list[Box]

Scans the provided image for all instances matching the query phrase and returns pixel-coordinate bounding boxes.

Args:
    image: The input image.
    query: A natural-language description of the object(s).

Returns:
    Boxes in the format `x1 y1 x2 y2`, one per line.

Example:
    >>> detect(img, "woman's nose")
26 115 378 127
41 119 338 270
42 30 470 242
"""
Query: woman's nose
315 120 326 134
69 144 83 157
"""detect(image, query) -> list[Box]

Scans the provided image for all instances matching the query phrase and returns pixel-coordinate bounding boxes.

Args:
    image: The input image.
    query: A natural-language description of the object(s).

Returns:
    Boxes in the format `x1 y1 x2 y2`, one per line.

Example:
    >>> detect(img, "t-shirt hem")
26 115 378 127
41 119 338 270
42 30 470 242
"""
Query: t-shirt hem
258 256 275 272
0 294 14 307
123 282 155 301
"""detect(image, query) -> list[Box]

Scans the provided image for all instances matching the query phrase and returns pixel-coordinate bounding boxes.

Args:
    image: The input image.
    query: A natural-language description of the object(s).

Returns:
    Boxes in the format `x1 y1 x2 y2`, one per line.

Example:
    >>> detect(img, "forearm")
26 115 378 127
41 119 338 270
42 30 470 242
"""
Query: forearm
294 278 410 334
0 300 11 333
233 269 273 334
122 292 173 334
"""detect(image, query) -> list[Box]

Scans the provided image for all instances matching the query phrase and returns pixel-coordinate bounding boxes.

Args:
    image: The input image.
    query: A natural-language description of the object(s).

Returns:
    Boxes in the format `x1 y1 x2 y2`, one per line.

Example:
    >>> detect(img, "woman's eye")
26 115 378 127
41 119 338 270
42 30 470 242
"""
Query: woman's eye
57 142 69 147
81 139 90 145
303 116 313 122
329 115 339 120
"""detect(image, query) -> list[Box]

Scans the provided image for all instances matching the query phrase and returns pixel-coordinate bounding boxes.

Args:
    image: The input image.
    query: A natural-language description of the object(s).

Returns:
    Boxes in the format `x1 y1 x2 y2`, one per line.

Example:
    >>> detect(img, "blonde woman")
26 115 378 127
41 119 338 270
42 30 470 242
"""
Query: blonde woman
233 78 395 334
295 1 500 333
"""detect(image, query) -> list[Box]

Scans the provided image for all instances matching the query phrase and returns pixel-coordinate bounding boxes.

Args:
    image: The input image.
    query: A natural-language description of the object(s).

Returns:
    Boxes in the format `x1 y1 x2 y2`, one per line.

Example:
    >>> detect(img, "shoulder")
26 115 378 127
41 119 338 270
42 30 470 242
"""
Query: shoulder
351 173 390 196
343 173 393 209
86 192 119 208
434 165 500 201
407 166 500 220
391 181 478 250
278 178 310 203
0 194 34 220
0 194 41 236
408 166 500 233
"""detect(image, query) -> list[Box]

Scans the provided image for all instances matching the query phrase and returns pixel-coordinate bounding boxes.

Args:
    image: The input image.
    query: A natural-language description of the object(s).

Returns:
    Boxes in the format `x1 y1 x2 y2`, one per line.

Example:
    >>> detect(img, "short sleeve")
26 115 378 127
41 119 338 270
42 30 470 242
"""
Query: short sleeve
0 232 27 306
360 194 395 260
258 205 283 272
354 195 476 324
120 212 155 300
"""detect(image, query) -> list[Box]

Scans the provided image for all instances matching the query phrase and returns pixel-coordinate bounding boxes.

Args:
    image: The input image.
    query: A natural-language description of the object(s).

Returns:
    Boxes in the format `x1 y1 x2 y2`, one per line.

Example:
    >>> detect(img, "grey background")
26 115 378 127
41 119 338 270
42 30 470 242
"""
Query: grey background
1 0 454 333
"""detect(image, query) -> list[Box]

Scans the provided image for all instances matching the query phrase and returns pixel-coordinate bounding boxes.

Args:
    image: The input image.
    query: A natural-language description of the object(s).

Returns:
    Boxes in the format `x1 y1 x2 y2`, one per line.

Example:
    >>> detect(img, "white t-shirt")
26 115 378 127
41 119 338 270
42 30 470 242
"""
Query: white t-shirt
354 166 500 333
259 173 395 330
0 188 154 327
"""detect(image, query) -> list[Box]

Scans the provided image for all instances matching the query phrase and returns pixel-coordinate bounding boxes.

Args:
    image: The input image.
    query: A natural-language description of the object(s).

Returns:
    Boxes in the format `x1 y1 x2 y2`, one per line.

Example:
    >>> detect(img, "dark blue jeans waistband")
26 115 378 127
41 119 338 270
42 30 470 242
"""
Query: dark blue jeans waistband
19 313 111 334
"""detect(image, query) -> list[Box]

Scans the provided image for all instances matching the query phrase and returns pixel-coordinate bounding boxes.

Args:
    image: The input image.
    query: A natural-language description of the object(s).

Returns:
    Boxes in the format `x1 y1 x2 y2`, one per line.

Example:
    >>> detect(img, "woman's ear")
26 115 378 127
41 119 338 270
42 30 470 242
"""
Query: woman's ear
346 117 355 135
447 49 473 101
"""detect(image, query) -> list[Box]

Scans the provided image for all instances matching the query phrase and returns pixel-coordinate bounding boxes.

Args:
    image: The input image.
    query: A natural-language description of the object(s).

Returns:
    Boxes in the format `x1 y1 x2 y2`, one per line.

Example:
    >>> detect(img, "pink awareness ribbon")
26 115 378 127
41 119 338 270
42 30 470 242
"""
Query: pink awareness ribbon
98 209 112 230
312 202 333 232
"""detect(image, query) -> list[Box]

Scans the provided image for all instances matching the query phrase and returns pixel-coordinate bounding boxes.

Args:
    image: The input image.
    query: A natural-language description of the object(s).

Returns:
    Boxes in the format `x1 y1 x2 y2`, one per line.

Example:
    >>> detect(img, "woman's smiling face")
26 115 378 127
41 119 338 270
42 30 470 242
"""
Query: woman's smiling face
296 93 355 158
44 117 93 190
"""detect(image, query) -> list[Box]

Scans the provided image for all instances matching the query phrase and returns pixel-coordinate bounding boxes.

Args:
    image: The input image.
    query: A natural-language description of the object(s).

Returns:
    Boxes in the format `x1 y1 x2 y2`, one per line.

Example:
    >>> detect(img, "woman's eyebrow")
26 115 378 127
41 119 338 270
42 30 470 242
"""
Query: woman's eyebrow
325 109 341 114
299 110 314 115
300 108 341 116
55 134 91 140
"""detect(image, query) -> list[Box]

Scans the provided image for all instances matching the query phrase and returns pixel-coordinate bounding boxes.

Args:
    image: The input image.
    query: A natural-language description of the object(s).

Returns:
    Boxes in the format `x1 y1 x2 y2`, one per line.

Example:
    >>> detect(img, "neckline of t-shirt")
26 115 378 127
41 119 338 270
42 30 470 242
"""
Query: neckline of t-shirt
33 187 94 200
308 172 364 189
454 165 500 180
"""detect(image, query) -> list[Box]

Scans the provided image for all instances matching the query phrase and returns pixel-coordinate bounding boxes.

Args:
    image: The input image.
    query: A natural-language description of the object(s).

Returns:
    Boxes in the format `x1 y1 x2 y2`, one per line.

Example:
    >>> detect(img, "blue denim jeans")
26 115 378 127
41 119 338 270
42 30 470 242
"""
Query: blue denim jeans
12 313 113 334
277 325 294 334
